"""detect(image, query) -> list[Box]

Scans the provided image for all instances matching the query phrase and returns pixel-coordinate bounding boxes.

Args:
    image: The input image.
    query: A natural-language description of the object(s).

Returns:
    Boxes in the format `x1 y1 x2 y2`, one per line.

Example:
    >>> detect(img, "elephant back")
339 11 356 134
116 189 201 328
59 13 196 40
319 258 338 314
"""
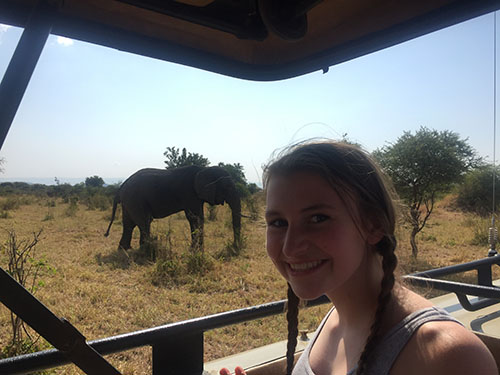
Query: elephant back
119 167 202 217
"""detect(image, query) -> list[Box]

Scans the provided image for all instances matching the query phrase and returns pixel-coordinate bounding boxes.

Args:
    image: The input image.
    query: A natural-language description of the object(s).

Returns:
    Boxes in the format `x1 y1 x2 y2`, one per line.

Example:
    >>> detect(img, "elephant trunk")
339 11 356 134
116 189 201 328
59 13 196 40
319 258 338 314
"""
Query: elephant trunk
227 194 241 249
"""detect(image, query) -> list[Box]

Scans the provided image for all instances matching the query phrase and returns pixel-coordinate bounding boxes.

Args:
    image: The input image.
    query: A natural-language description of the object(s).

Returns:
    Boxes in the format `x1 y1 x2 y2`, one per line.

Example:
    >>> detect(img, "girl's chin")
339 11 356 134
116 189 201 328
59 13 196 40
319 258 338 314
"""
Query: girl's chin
288 285 325 301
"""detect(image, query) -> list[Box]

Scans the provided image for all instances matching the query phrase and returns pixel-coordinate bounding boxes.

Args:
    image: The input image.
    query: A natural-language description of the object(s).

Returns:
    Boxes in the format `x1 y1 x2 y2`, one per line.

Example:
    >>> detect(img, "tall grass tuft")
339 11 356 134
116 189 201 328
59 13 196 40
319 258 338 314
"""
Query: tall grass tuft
207 204 217 221
151 224 182 285
463 216 491 246
244 195 260 222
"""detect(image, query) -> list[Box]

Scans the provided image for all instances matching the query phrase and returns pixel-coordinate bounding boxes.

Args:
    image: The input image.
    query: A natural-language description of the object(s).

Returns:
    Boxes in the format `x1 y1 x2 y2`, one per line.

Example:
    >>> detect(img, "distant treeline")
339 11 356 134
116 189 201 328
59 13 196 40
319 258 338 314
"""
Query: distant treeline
0 181 117 197
0 180 119 211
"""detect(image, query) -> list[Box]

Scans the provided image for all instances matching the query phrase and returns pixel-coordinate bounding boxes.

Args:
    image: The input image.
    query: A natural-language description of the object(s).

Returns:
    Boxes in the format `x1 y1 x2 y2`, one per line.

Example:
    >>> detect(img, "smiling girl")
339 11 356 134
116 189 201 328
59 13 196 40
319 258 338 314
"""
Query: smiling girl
221 141 497 375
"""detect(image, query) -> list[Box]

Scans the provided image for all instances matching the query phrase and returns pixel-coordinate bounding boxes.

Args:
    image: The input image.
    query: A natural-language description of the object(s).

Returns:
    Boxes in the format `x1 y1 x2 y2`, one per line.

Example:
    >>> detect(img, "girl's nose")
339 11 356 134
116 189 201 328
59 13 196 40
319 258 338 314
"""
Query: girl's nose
282 225 307 257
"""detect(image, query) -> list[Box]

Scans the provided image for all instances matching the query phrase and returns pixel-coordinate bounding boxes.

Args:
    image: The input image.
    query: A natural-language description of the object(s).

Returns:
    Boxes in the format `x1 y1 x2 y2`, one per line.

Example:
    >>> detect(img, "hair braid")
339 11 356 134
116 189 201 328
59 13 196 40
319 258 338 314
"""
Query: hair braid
356 236 398 374
286 283 300 375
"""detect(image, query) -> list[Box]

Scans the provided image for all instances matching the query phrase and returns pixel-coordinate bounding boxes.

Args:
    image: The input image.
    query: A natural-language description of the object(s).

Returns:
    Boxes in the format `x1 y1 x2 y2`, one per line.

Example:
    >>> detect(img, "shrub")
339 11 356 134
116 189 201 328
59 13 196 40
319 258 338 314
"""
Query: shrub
64 196 78 217
151 224 214 285
247 183 261 194
244 195 260 221
464 216 491 246
151 225 183 285
0 197 20 211
0 230 53 358
456 165 500 216
184 250 213 275
42 211 54 221
217 236 247 259
85 193 111 211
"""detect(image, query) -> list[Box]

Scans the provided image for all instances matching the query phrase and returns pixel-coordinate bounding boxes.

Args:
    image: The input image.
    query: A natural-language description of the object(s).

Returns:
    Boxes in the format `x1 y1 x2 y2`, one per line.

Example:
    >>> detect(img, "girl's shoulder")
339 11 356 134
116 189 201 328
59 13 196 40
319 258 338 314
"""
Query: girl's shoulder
388 288 497 374
391 318 498 375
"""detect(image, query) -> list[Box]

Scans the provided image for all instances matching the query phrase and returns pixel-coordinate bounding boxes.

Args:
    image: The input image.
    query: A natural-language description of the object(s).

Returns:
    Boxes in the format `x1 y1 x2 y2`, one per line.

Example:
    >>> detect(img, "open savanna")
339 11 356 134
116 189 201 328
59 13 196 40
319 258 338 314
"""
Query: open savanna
0 193 497 374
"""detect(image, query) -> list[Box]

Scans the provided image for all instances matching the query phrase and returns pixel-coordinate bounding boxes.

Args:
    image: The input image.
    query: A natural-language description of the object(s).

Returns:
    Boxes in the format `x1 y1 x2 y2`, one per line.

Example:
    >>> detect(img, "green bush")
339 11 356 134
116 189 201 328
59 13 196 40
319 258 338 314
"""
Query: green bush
85 193 111 211
456 165 500 216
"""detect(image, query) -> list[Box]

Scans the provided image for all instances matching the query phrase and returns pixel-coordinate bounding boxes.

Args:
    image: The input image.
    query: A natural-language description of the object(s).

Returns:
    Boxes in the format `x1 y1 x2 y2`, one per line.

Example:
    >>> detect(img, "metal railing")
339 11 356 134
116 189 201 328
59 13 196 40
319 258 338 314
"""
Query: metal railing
404 255 500 311
2 255 500 375
0 291 328 375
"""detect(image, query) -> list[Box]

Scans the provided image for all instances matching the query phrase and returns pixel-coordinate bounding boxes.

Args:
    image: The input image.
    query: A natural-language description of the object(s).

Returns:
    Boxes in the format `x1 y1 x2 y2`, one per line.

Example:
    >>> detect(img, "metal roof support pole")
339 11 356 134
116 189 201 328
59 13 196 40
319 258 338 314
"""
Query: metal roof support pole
152 331 204 375
0 0 54 150
0 267 122 374
477 262 494 287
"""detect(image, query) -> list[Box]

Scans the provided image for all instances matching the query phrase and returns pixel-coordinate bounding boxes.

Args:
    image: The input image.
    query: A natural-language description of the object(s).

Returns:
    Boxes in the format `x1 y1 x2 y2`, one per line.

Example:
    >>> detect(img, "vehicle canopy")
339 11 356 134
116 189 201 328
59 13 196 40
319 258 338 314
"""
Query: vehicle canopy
1 0 499 82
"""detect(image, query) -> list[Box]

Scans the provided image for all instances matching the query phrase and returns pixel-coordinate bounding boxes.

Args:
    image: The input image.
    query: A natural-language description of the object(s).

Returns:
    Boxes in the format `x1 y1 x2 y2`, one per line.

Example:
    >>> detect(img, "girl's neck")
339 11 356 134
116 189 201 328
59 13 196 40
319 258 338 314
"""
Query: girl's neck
326 249 384 329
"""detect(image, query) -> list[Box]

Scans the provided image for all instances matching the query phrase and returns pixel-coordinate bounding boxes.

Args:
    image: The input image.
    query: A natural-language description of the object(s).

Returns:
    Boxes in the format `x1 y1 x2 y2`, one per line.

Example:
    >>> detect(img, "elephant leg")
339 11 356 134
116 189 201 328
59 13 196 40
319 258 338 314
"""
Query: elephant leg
185 206 204 251
139 216 153 247
119 208 136 250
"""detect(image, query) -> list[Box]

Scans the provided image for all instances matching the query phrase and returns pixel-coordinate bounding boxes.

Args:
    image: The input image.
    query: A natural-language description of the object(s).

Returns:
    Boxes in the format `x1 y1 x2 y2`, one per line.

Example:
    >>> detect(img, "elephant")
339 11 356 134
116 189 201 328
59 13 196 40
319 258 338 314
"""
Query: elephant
105 166 241 251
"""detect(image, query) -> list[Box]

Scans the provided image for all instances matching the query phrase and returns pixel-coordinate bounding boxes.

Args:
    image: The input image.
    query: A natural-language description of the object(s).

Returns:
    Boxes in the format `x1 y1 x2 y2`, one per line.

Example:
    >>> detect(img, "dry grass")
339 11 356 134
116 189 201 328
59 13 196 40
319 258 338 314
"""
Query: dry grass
0 193 497 373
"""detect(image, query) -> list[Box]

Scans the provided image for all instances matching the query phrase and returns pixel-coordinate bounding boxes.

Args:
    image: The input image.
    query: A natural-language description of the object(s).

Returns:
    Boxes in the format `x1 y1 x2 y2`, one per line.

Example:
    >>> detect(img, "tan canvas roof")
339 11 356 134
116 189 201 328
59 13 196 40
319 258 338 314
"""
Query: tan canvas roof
1 0 499 80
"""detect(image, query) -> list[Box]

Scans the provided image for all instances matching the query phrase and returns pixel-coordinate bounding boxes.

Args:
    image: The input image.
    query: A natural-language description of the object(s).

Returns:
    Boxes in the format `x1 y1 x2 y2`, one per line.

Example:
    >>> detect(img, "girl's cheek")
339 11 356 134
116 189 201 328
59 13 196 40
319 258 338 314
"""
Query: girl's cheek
266 235 279 260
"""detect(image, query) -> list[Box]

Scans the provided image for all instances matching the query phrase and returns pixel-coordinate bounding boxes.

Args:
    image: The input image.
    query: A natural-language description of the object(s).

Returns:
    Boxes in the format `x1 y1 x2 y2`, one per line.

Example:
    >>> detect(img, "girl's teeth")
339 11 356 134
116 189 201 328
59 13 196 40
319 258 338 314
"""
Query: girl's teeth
290 260 322 271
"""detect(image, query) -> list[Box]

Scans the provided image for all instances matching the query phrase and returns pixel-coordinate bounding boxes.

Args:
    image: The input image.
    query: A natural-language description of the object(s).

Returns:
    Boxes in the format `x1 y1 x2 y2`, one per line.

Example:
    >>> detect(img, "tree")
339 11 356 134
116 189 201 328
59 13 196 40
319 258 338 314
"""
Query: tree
164 147 209 169
218 162 249 198
85 175 105 188
373 127 480 257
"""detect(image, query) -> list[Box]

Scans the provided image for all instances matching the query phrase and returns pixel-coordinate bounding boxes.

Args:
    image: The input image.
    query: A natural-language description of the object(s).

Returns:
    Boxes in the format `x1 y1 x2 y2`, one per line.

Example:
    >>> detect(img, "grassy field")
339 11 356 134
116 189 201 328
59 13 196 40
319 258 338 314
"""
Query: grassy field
0 193 497 374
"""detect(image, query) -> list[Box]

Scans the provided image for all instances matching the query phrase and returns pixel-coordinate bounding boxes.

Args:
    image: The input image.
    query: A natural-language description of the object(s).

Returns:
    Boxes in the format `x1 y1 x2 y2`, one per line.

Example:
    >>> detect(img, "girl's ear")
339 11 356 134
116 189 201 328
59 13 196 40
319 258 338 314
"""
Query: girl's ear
366 228 384 245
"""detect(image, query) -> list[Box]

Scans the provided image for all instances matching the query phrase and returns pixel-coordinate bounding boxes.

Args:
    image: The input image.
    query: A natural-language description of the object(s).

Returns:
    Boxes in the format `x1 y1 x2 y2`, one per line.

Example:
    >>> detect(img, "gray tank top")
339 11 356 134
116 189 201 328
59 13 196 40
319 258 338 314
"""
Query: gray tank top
292 306 462 375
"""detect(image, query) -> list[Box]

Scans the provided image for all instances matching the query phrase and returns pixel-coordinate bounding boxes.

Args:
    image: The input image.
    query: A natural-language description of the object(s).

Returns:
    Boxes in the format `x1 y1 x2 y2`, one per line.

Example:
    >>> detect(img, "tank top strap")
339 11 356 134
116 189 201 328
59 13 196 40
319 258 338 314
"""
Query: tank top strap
365 306 462 374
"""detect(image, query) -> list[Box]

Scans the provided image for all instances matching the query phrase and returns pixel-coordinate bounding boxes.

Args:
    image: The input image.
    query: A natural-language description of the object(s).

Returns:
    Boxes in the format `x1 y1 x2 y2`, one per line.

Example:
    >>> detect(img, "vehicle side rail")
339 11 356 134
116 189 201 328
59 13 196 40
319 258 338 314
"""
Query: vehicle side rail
404 255 500 311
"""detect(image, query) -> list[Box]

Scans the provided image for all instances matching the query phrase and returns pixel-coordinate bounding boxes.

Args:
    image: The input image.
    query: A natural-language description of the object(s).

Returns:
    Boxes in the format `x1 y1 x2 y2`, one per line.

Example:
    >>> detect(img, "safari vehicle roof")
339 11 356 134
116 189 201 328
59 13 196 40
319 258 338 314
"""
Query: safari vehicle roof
1 0 500 82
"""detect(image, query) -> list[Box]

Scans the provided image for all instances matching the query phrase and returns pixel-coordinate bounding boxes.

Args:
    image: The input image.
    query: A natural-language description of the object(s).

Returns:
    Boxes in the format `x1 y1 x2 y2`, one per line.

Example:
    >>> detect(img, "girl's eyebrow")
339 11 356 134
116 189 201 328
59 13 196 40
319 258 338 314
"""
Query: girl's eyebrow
302 203 335 212
264 210 280 218
265 203 335 217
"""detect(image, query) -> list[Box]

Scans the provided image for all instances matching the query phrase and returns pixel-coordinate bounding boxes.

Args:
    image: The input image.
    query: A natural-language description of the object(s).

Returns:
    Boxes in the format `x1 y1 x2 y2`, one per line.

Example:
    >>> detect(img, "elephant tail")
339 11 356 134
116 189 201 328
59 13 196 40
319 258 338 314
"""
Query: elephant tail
104 194 120 237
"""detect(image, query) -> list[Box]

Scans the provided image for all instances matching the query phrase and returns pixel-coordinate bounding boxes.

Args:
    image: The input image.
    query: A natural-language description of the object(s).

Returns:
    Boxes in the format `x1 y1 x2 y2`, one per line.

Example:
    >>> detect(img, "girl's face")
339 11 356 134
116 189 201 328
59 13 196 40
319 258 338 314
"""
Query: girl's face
265 171 379 300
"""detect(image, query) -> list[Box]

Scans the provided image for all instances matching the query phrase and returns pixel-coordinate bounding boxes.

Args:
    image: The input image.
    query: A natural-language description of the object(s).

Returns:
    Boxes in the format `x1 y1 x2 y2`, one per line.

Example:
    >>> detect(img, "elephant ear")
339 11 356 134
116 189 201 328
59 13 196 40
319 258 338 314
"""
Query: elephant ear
194 168 219 205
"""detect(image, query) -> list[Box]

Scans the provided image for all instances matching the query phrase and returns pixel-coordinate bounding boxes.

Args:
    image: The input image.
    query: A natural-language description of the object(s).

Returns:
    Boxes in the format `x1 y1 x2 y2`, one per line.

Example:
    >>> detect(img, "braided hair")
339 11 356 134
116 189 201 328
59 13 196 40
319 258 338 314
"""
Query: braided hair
263 140 398 375
286 283 300 375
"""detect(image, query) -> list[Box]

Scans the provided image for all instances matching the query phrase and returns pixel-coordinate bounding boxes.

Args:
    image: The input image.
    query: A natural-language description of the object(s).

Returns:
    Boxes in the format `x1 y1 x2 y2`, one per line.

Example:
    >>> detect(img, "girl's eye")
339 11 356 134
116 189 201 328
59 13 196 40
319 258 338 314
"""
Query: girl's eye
311 214 329 223
268 219 287 228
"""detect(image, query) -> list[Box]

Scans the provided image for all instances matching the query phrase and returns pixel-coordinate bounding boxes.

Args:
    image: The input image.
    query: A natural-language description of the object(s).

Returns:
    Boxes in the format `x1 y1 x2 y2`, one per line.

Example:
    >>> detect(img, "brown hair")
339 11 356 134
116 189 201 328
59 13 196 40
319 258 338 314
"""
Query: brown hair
263 140 398 375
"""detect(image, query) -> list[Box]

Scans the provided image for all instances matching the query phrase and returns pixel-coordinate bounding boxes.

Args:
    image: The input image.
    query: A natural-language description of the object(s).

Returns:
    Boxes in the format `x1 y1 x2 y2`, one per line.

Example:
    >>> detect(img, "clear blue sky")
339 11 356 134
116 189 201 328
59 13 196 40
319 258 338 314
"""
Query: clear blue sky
0 12 498 185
